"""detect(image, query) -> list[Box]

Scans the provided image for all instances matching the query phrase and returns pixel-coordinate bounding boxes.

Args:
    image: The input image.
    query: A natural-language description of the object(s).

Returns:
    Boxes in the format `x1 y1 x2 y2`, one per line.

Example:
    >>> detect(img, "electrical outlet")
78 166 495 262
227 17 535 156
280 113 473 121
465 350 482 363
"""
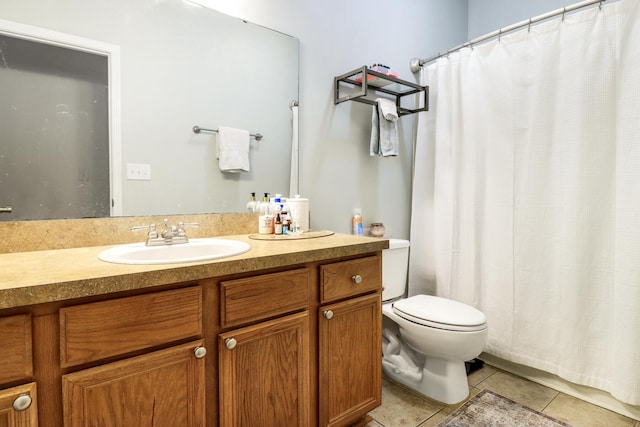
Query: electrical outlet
126 163 151 180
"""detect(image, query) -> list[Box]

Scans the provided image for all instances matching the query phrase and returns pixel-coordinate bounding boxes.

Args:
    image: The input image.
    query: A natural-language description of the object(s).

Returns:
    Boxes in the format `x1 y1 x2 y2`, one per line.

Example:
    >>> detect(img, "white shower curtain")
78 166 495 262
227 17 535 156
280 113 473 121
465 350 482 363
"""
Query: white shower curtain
410 0 640 405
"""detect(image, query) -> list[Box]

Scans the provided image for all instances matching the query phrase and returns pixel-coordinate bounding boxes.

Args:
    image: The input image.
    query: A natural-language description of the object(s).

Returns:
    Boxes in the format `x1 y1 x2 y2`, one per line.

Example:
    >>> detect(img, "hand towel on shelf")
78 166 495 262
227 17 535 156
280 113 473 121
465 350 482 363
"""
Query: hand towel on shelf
216 126 250 173
370 98 399 157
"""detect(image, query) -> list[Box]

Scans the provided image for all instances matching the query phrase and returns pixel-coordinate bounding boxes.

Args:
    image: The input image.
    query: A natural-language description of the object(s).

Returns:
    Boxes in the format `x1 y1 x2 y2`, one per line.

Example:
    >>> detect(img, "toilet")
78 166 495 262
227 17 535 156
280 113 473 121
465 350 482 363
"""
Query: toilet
381 239 488 404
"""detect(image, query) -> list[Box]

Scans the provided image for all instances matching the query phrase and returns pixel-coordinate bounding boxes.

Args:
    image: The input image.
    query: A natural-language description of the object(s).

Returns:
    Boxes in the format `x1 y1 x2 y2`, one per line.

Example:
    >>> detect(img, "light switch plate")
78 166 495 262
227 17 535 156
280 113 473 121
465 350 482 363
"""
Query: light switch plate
126 163 151 180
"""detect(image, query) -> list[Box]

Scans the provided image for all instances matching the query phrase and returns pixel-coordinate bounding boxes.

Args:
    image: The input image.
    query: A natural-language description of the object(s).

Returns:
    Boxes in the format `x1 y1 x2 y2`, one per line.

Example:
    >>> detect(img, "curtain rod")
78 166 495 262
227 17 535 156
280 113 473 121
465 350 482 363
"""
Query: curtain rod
410 0 605 73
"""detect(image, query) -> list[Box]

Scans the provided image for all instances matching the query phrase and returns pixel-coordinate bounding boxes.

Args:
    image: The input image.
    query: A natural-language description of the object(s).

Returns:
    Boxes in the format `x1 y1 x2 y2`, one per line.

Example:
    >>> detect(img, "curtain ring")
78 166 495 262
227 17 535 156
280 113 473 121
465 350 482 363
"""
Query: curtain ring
498 28 502 42
562 7 567 22
599 0 603 10
528 18 532 32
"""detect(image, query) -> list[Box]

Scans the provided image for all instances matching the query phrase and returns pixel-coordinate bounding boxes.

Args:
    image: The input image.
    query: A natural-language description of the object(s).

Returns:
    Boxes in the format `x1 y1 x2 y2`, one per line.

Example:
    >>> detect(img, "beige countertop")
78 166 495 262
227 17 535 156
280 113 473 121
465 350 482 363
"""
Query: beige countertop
0 233 388 310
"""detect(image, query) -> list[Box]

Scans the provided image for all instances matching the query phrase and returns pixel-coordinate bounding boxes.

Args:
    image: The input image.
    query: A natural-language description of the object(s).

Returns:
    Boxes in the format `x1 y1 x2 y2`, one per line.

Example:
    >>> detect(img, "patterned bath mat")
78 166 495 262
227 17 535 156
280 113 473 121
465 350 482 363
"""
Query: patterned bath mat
438 389 572 427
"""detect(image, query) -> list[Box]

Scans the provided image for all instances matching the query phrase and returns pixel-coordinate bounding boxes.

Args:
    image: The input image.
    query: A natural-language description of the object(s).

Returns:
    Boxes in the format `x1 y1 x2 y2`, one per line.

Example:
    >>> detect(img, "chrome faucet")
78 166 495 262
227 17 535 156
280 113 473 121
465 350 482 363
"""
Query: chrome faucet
131 219 200 246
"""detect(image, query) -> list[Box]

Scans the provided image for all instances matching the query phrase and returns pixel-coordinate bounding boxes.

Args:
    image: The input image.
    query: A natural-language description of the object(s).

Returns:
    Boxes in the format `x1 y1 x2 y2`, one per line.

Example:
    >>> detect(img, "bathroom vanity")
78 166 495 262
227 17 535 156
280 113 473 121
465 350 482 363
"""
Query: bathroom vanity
0 228 386 427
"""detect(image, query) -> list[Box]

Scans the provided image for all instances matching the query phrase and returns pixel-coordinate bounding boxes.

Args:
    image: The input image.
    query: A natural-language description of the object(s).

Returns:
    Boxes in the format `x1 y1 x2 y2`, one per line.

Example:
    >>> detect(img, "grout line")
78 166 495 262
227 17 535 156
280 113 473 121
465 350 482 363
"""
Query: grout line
540 390 562 413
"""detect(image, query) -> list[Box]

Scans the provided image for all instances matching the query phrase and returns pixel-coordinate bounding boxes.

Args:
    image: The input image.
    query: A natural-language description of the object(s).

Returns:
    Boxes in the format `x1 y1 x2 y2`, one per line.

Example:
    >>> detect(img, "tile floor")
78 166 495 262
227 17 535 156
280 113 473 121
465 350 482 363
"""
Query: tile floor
366 364 639 427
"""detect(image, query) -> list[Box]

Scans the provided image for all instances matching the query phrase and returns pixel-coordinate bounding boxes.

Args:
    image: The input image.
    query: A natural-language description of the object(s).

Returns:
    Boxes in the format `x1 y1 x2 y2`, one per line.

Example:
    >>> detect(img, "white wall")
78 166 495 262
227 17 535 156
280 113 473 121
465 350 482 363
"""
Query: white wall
200 0 469 238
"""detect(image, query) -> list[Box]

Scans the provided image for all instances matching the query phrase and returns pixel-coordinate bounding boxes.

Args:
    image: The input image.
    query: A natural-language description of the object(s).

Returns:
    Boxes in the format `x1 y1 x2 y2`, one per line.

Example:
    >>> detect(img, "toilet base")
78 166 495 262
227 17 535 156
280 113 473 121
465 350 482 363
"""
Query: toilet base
382 356 470 405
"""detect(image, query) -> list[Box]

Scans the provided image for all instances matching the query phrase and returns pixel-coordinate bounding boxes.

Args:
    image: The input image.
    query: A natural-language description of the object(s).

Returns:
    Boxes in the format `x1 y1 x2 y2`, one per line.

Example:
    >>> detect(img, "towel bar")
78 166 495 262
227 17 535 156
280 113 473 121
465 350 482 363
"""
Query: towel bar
192 126 263 141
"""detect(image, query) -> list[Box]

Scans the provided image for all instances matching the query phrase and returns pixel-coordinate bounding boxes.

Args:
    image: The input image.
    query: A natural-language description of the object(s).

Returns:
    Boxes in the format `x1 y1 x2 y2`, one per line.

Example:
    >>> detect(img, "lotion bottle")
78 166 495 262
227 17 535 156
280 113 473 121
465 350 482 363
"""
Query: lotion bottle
258 200 273 234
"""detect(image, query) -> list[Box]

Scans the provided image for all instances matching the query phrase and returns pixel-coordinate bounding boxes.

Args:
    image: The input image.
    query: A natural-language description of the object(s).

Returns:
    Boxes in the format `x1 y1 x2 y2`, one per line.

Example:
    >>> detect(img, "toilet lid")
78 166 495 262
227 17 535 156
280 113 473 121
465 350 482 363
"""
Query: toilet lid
393 295 487 332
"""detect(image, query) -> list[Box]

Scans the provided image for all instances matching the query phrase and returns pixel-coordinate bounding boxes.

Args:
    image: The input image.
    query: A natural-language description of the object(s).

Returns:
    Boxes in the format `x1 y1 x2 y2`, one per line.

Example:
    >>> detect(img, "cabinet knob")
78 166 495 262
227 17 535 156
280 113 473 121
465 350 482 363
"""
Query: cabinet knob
323 310 334 320
225 338 237 350
12 394 32 412
194 346 207 359
352 274 363 284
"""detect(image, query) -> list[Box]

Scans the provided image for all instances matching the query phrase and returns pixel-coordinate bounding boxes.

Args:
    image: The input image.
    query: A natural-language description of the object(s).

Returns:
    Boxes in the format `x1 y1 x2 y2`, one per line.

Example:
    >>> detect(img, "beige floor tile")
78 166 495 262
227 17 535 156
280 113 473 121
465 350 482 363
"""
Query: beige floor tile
438 385 482 415
475 370 559 411
467 363 498 387
417 411 449 427
368 381 443 427
543 393 636 427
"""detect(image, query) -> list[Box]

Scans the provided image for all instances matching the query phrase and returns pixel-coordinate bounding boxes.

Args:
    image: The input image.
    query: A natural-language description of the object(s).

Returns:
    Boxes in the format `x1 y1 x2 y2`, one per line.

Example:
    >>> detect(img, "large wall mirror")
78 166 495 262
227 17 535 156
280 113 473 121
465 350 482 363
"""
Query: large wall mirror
0 0 299 221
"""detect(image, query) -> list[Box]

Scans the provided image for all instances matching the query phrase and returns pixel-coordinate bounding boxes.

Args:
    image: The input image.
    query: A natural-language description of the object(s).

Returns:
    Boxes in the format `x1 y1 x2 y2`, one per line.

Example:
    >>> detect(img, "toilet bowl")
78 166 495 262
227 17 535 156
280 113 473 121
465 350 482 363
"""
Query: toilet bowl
381 239 488 404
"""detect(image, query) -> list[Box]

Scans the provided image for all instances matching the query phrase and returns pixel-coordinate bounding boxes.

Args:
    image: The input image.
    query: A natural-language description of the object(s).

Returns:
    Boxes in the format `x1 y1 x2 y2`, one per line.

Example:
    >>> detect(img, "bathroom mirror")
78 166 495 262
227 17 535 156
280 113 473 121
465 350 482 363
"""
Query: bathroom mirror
0 0 299 221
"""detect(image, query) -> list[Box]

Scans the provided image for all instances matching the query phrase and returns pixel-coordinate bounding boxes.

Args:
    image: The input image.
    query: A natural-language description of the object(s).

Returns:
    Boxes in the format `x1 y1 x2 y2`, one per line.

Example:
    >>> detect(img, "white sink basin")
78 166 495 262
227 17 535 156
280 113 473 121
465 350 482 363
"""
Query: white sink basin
98 238 251 265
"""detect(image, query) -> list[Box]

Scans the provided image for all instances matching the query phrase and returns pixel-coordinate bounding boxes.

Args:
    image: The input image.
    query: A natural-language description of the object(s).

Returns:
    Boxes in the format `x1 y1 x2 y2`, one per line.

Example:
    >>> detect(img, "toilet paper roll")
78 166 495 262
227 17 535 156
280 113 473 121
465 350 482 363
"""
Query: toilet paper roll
287 196 310 231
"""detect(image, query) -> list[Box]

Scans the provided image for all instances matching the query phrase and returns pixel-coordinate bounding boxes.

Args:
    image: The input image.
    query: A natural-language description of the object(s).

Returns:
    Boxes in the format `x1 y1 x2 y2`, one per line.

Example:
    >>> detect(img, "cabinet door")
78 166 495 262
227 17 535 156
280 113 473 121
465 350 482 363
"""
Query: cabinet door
62 340 206 427
0 314 32 385
218 311 309 427
319 293 382 427
0 383 38 427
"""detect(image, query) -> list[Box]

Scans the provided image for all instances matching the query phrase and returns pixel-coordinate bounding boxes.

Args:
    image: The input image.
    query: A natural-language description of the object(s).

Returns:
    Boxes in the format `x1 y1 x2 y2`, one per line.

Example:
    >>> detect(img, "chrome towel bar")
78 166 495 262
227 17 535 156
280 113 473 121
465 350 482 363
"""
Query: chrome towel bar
192 126 263 141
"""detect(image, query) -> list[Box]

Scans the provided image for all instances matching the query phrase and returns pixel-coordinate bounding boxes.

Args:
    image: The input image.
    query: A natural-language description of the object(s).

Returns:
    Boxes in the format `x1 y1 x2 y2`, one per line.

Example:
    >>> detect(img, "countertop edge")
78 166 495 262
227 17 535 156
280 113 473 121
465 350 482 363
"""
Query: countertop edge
0 234 389 309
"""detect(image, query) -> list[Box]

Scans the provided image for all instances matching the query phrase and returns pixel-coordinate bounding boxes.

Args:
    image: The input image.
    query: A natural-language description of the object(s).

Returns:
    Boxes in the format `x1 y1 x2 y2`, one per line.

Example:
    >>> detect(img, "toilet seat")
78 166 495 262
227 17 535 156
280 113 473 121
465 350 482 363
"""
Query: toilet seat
393 295 487 332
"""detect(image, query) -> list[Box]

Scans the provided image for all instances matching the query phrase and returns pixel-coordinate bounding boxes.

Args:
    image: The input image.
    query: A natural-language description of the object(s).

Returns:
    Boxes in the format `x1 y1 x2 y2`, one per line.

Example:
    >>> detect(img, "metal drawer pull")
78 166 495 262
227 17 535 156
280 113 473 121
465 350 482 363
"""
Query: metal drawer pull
352 274 362 284
13 394 32 411
225 338 237 350
324 310 334 320
194 346 207 359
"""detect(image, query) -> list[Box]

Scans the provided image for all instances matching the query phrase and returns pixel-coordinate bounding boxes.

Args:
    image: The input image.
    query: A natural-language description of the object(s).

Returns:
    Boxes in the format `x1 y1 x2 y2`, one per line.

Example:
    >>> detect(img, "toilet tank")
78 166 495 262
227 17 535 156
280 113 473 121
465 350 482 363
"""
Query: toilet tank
382 239 410 301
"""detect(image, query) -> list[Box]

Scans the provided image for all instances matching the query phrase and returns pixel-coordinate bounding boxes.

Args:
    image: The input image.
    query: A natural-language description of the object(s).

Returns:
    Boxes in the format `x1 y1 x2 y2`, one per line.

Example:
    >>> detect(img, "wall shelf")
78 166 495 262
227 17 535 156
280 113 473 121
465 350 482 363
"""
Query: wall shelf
334 66 428 116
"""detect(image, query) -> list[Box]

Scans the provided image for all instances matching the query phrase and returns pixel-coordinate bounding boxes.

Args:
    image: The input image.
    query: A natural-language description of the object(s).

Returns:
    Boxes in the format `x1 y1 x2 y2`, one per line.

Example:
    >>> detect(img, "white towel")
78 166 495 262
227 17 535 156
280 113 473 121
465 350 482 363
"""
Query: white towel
217 126 250 173
370 98 399 157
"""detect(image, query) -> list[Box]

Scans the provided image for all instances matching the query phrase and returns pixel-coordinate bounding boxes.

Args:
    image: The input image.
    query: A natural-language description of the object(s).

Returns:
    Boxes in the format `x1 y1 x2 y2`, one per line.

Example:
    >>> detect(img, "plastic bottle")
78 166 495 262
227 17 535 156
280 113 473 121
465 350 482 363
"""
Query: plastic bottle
258 193 273 234
258 193 270 215
282 210 290 235
246 192 257 212
352 208 363 236
271 197 282 231
258 202 273 234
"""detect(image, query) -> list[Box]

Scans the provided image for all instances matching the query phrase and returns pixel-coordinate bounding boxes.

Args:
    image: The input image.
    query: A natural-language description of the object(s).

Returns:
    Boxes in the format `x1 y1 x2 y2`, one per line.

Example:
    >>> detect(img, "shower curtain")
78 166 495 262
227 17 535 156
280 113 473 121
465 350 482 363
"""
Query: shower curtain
410 0 640 405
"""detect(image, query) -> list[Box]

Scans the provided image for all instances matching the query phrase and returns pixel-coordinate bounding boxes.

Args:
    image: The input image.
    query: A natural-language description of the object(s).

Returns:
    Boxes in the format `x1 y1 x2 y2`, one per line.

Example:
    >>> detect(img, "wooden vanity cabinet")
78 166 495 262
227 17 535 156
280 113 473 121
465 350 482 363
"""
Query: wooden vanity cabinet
62 340 205 427
59 287 206 427
0 382 38 427
0 245 384 427
218 269 311 427
0 315 38 427
318 256 382 427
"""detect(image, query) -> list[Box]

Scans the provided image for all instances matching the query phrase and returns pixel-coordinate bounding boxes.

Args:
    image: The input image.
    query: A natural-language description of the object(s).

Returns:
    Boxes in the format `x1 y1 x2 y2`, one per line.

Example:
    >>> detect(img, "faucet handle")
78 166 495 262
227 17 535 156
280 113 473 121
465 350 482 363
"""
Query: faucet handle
178 222 201 229
130 224 158 239
177 222 200 237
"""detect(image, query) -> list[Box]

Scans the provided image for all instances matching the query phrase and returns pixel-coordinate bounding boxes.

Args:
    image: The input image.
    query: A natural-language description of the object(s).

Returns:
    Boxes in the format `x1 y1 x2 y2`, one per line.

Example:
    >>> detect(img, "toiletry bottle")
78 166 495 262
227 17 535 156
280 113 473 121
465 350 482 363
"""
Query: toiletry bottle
281 208 290 235
274 212 283 235
280 201 289 234
352 208 363 236
271 198 282 234
246 192 257 212
258 197 273 234
258 193 270 215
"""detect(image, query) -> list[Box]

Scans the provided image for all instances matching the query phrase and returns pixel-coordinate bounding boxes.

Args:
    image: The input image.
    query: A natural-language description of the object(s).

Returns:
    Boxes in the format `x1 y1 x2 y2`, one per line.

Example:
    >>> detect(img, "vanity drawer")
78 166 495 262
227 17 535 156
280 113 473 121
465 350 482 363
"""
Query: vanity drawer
320 255 382 303
0 314 32 384
60 286 202 368
220 268 310 328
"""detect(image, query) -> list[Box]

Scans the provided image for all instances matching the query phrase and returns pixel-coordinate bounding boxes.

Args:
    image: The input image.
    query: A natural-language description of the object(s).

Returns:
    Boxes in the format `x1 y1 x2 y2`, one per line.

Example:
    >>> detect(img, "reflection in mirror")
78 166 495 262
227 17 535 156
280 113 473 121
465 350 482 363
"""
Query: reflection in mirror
0 33 110 220
0 0 299 221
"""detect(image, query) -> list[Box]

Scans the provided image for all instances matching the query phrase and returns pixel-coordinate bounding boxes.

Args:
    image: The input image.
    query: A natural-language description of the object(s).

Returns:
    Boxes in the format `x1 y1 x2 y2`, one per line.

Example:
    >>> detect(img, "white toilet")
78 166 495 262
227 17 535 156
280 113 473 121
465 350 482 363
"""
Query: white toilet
381 239 488 404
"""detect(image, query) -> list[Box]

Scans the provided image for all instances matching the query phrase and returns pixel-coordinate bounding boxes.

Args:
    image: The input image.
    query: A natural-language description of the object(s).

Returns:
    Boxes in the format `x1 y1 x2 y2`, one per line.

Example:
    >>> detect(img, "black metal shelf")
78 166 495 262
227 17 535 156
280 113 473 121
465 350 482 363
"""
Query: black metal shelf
334 66 428 116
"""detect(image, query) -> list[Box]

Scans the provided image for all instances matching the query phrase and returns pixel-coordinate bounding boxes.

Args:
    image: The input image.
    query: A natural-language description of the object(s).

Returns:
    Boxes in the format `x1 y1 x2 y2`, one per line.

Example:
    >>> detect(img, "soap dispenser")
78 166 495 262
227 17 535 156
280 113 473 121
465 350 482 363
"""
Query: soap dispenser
246 192 257 212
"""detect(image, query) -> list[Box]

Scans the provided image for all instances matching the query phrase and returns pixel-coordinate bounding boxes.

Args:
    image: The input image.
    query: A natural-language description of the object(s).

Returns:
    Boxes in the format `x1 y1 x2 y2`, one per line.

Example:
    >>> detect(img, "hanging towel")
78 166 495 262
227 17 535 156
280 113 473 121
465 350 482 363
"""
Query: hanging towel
216 126 250 173
370 98 399 157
